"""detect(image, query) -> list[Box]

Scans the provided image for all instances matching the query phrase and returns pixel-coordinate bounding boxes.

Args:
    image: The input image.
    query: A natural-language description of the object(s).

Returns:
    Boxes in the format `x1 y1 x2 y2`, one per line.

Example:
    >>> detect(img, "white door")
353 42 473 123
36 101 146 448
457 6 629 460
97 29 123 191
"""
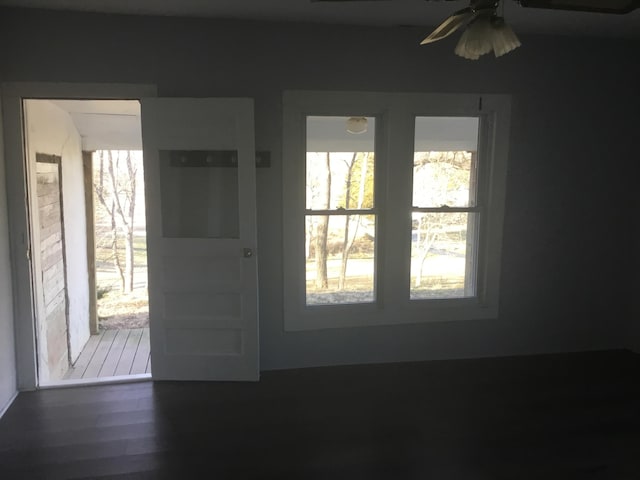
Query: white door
141 98 259 381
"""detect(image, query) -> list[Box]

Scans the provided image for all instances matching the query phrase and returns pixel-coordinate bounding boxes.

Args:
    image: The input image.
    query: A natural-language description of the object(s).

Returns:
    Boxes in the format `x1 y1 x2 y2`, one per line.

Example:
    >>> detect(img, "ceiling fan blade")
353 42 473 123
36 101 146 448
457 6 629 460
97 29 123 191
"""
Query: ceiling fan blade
420 8 477 45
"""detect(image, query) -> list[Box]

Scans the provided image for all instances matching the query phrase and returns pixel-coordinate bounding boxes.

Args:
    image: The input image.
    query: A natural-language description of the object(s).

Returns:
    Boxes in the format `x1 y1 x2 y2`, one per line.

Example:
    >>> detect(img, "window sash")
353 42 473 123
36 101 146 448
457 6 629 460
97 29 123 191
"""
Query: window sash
304 212 378 306
409 210 480 301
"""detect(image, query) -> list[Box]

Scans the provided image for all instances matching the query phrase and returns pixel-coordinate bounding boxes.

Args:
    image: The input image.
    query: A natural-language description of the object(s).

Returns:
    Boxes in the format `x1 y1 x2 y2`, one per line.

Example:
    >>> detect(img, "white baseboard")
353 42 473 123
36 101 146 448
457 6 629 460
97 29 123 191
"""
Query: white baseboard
0 391 18 419
38 373 152 390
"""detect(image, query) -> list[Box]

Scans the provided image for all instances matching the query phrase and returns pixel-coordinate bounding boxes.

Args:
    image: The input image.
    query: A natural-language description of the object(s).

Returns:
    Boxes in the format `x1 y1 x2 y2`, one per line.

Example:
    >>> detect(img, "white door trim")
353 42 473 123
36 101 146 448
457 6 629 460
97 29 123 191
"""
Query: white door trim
1 82 157 391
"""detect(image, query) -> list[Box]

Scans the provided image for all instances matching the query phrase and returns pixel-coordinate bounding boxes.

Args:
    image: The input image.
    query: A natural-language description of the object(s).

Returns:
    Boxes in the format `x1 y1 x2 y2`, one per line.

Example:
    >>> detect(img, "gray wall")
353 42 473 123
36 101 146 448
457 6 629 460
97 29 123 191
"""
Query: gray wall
0 7 637 371
0 96 17 413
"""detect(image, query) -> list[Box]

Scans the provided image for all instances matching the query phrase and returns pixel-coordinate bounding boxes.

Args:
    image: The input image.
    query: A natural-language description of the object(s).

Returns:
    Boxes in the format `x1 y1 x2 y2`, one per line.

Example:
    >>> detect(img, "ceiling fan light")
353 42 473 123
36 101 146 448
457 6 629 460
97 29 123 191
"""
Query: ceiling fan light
454 16 493 60
455 30 480 60
490 17 521 57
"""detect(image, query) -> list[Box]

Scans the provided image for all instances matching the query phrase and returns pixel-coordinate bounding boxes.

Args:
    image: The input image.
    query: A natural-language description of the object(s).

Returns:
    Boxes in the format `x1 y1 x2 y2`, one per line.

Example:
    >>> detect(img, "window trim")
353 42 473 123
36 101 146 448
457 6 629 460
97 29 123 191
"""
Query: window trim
283 91 510 331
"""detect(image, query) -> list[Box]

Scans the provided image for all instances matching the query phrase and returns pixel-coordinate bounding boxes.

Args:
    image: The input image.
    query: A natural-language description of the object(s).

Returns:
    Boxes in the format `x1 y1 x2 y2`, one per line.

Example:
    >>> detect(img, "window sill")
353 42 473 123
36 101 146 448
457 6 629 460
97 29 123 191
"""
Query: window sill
284 299 498 331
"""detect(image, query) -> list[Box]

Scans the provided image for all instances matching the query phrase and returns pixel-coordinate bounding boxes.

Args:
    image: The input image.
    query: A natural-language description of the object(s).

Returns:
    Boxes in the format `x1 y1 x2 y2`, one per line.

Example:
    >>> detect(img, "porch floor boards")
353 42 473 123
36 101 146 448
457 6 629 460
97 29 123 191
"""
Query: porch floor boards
64 327 151 380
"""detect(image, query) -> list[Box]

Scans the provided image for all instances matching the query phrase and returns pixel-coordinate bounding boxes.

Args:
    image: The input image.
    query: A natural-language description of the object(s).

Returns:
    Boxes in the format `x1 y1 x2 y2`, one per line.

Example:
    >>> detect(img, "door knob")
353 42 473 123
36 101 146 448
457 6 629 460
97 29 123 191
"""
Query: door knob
243 248 253 258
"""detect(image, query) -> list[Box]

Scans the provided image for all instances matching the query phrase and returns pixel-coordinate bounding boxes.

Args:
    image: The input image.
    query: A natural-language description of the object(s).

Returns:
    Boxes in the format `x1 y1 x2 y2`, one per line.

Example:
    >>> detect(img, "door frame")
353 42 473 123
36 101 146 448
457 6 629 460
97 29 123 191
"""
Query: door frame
1 82 157 390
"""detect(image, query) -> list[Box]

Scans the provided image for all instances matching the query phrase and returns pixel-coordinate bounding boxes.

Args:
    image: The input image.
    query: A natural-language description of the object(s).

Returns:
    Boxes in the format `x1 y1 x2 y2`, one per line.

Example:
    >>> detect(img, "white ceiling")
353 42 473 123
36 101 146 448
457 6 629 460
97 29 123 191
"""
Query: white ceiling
0 0 639 37
49 100 142 151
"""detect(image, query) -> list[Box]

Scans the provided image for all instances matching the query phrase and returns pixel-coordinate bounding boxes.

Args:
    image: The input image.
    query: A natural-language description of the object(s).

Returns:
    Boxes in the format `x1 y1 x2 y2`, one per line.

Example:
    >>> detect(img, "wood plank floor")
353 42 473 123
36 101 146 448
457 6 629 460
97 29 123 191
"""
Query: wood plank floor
1 350 639 479
64 328 151 380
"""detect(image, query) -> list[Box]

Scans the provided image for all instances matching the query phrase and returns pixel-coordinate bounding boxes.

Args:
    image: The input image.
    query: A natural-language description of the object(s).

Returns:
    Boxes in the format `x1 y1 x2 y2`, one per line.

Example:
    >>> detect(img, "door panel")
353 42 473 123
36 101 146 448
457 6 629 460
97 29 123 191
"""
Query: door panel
141 98 259 381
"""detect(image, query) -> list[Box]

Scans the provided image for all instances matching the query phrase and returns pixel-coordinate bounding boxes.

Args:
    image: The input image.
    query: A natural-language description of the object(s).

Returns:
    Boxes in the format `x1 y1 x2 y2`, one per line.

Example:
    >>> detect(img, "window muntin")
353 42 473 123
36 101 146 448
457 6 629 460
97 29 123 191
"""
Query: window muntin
410 117 479 300
305 116 376 306
159 150 240 238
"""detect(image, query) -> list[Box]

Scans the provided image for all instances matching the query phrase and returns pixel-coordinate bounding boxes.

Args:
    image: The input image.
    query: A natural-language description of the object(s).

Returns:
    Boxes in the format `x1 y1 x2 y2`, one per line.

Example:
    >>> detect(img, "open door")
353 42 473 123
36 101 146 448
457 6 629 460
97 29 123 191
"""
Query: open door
141 98 259 381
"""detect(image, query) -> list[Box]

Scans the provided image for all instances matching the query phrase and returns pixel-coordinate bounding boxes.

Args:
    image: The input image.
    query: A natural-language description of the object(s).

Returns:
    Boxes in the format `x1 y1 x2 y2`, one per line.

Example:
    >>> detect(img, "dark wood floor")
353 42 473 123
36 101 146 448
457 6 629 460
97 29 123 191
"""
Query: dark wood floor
1 349 639 479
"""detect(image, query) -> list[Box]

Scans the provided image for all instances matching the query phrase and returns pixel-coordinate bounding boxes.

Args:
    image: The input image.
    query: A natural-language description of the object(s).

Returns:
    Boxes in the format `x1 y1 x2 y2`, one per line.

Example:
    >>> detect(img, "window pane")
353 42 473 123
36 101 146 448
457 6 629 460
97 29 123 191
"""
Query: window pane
305 214 376 305
306 116 375 210
413 117 478 208
159 150 239 238
410 212 477 299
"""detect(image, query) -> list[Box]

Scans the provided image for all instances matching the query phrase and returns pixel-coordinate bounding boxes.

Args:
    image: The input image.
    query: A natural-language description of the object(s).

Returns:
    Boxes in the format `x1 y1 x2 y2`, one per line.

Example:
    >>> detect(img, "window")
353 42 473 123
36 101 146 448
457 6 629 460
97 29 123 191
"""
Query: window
283 92 510 331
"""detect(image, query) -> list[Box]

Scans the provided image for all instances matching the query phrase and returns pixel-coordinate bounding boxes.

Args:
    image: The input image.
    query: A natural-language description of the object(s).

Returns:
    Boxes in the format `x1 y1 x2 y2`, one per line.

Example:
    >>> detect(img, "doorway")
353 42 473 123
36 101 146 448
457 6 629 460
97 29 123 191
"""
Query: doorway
23 98 151 385
5 85 260 388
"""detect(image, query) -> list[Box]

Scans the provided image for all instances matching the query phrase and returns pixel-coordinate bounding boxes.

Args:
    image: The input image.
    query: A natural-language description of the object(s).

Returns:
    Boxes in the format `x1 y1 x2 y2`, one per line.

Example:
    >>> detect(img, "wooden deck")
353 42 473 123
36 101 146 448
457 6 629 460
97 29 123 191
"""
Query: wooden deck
64 328 151 380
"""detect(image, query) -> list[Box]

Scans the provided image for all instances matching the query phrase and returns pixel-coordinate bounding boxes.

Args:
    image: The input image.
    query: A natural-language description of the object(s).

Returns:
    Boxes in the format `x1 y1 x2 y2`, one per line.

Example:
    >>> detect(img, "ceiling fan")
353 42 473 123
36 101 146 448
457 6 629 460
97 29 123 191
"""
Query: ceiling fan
418 0 638 59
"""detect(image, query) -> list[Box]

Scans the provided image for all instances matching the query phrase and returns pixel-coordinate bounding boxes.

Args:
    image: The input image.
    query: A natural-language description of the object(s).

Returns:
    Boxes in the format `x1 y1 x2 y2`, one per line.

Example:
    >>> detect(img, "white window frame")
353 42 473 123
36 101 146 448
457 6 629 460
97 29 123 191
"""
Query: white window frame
283 91 510 331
